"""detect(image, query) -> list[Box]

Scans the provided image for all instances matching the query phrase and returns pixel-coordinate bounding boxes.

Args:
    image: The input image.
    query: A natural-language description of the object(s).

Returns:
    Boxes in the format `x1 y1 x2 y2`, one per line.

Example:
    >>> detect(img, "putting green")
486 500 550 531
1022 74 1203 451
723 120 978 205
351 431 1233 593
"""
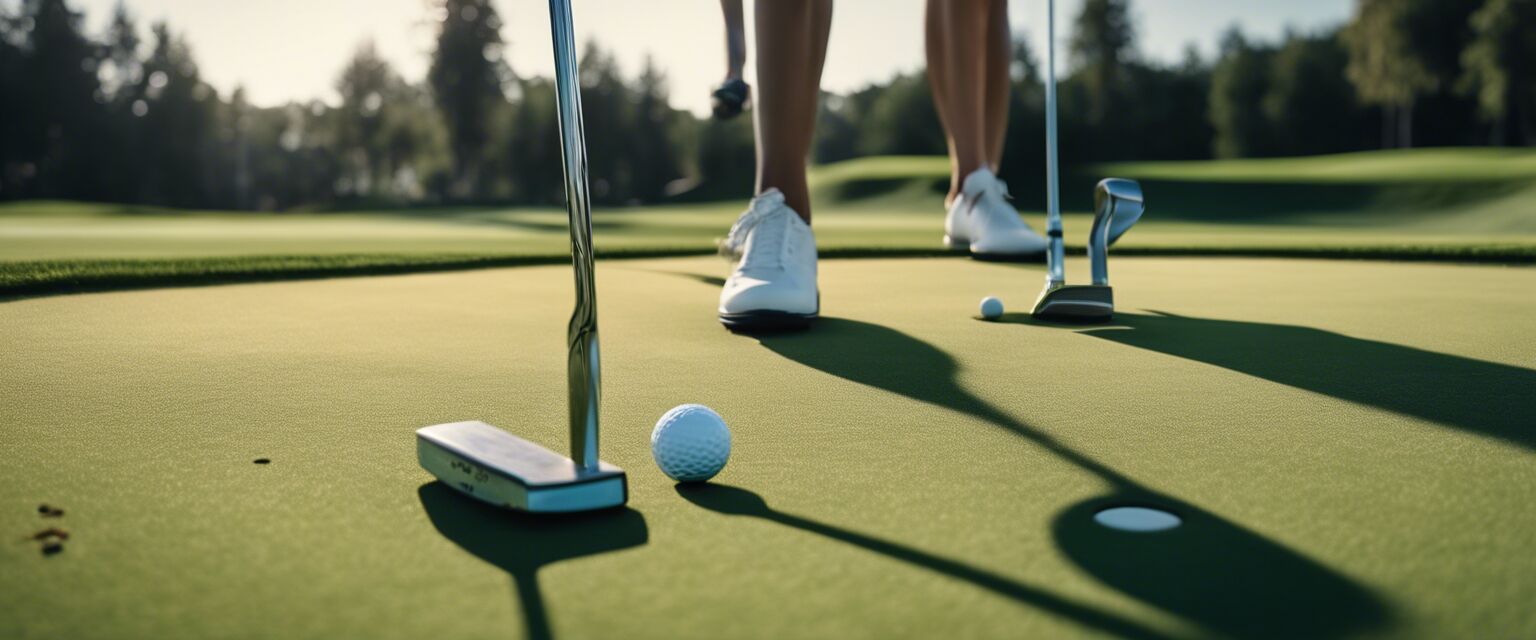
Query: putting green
2 256 1533 639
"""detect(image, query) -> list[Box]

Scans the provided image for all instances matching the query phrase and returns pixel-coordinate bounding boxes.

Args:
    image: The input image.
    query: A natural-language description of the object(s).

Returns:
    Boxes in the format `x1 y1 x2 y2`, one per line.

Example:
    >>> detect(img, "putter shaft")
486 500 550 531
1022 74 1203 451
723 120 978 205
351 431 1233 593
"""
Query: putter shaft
550 0 600 471
1044 0 1064 287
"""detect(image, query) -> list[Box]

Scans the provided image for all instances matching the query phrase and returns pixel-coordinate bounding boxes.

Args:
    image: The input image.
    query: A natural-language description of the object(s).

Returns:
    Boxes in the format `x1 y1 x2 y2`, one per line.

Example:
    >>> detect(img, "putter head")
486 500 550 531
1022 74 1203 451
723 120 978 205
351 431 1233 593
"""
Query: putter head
1088 178 1146 289
417 421 627 513
1097 178 1145 247
1031 283 1114 323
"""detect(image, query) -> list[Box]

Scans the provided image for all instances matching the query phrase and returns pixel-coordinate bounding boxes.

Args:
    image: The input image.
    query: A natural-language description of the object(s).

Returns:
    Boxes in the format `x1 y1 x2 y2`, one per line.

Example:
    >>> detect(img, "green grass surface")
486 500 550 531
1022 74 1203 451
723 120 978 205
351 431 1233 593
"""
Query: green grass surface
2 149 1535 297
2 255 1532 639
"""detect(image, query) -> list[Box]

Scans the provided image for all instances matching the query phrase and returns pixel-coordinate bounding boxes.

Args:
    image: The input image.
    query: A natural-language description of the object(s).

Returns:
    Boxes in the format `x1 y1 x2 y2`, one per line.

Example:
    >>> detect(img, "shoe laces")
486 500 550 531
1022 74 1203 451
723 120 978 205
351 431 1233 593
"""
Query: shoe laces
971 176 1027 229
719 193 789 271
972 175 1012 210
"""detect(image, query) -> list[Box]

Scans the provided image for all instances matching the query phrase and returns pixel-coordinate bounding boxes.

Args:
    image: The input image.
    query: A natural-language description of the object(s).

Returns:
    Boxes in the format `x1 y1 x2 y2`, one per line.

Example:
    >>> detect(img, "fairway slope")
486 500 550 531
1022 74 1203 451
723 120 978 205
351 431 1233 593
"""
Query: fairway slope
3 149 1535 297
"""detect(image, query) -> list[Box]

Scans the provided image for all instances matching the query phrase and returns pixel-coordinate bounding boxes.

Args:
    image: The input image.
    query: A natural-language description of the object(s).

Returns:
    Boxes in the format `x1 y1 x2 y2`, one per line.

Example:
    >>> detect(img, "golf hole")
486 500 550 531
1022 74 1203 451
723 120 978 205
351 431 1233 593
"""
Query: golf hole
1093 506 1181 532
253 458 271 465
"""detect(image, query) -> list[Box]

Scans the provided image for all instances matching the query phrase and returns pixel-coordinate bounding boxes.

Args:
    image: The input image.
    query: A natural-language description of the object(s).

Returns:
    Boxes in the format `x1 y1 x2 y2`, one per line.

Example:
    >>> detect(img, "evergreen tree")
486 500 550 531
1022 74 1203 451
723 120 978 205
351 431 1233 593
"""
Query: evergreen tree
1122 50 1212 161
428 0 506 199
506 77 563 203
1344 0 1432 148
1069 0 1136 125
1343 0 1477 148
1263 29 1372 156
132 22 218 206
19 0 104 198
630 56 682 202
814 92 860 165
1209 28 1274 158
335 40 403 198
575 41 631 203
858 72 945 157
0 5 27 195
100 0 140 101
1460 0 1536 145
378 83 450 201
98 1 142 201
694 117 755 200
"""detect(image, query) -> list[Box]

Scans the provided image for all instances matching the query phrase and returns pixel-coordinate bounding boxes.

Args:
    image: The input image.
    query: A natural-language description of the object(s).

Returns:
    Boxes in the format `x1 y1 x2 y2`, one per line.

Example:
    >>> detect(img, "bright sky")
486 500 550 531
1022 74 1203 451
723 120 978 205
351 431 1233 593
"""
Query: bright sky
55 0 1354 115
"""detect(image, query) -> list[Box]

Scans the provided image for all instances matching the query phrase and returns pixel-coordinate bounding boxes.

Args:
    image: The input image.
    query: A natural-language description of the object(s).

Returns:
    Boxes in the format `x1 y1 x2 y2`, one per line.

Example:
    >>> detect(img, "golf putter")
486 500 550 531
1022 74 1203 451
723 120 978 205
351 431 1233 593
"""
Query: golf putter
416 0 627 513
1031 0 1146 323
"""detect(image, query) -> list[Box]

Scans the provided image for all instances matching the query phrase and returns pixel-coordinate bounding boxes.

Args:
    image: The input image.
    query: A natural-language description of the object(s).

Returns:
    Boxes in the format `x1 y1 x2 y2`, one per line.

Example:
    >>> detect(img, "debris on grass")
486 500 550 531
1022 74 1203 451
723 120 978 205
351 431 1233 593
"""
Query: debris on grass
29 527 69 542
30 508 69 555
29 527 69 556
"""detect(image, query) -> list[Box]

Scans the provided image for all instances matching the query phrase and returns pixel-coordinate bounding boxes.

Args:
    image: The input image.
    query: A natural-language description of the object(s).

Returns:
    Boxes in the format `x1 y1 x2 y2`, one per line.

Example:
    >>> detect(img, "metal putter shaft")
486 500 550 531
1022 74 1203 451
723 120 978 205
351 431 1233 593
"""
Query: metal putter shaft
416 0 626 513
1031 0 1144 323
1042 0 1065 291
551 0 601 473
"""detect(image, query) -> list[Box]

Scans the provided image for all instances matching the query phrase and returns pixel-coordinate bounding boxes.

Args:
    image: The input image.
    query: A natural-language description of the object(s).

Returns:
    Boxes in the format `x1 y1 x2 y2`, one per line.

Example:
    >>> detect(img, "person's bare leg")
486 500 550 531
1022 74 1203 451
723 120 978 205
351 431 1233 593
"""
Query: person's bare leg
926 0 990 204
925 1 958 205
754 0 833 222
720 0 746 83
982 0 1009 170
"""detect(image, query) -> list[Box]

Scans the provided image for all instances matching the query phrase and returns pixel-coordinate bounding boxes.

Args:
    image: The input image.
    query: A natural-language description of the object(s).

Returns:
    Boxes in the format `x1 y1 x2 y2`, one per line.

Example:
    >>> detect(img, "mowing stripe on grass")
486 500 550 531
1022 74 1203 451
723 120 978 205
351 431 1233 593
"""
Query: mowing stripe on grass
2 244 1532 299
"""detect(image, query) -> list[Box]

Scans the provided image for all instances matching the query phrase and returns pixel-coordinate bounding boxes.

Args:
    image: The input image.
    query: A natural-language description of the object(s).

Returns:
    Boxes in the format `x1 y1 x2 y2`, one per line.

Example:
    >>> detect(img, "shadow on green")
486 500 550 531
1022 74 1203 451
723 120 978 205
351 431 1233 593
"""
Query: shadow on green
637 269 725 288
678 483 1174 639
747 317 1391 638
1073 310 1536 451
418 482 649 640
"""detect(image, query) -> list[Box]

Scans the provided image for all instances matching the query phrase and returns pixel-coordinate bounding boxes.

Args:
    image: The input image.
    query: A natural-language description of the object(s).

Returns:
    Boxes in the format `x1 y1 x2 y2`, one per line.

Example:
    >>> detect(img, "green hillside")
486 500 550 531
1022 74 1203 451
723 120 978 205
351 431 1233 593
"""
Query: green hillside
2 149 1533 297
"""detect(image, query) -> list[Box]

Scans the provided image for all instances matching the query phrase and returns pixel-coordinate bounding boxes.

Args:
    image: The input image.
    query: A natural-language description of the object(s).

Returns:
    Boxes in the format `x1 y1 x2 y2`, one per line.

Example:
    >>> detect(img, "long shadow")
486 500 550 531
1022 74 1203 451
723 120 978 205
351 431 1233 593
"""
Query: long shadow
678 484 1175 640
747 317 1392 639
418 482 649 640
628 269 726 288
1076 311 1536 451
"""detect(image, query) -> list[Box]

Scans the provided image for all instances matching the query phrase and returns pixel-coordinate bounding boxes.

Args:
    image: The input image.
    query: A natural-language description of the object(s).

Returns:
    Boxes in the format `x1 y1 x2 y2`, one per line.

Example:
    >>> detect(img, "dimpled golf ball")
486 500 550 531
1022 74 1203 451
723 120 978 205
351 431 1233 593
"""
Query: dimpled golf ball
651 404 732 482
980 296 1005 319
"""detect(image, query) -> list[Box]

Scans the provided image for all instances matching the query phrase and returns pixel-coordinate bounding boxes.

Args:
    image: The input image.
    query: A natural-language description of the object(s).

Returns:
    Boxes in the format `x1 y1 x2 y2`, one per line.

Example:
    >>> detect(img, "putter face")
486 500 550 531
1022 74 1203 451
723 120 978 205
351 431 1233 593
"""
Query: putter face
1032 284 1114 323
418 421 627 513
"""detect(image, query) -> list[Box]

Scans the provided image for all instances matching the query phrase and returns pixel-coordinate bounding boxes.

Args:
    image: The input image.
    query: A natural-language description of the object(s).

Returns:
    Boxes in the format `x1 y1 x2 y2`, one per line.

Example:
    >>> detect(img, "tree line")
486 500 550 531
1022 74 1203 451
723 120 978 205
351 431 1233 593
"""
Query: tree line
0 0 1531 211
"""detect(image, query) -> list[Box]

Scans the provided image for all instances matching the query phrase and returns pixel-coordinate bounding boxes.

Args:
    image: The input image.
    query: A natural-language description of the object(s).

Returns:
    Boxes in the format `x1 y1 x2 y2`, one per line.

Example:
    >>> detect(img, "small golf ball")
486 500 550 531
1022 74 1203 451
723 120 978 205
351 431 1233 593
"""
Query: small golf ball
651 404 732 482
980 296 1004 319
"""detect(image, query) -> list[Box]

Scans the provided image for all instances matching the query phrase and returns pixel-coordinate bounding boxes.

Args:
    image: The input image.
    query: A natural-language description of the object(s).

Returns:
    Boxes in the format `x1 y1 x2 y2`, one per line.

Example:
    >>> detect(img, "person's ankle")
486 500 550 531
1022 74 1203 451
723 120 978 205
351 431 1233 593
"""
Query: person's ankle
758 187 811 224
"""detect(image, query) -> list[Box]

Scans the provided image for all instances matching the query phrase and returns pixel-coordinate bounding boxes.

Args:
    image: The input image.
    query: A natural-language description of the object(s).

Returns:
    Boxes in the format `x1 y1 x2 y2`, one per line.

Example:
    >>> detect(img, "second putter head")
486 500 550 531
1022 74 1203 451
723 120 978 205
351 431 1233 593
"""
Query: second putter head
1089 178 1145 287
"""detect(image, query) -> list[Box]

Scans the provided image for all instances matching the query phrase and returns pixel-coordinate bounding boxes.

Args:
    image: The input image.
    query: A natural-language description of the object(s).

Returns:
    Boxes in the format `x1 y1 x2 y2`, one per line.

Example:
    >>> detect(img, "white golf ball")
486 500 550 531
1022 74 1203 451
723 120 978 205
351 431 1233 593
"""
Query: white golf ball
651 404 732 482
980 296 1005 319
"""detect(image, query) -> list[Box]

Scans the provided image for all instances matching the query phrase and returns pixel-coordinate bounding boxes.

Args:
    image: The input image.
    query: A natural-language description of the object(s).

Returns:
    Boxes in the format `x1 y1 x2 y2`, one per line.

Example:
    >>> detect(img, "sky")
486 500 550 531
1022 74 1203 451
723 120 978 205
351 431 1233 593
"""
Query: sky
55 0 1355 116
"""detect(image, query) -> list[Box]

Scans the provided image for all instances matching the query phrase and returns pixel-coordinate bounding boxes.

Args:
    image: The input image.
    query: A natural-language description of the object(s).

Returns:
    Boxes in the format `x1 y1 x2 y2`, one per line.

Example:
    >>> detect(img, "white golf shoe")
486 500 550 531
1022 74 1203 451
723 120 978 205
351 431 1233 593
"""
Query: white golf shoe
717 189 819 330
943 167 1048 260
